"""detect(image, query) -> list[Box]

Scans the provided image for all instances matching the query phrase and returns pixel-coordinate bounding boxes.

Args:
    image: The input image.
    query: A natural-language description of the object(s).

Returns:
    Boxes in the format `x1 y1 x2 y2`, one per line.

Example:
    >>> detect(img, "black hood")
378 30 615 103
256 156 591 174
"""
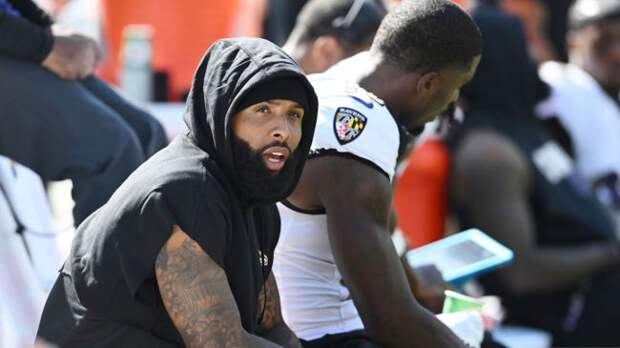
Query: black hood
183 37 318 204
461 5 548 120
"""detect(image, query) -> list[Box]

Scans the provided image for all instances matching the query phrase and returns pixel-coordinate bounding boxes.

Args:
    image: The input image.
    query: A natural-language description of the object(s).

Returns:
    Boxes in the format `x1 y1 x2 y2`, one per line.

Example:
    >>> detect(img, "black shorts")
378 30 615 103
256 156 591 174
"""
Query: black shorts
300 330 380 348
299 329 507 348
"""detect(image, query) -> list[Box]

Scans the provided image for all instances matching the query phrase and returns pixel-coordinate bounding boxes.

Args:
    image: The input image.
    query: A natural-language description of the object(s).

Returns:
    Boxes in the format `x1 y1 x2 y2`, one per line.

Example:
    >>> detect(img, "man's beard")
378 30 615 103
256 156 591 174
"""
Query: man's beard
231 136 299 205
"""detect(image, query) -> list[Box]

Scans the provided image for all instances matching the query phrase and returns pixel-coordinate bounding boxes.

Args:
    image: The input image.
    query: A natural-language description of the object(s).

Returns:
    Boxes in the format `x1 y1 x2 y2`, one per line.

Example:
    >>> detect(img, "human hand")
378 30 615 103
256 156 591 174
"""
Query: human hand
410 264 452 313
41 29 101 80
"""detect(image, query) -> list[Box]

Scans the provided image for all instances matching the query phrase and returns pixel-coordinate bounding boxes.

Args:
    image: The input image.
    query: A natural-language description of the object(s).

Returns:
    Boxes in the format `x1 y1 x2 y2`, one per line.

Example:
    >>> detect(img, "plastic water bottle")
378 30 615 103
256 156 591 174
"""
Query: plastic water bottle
120 25 154 102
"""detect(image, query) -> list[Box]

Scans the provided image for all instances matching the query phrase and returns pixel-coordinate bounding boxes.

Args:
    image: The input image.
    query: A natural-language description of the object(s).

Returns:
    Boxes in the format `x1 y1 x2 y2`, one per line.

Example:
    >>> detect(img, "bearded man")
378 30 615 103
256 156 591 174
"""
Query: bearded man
37 37 318 348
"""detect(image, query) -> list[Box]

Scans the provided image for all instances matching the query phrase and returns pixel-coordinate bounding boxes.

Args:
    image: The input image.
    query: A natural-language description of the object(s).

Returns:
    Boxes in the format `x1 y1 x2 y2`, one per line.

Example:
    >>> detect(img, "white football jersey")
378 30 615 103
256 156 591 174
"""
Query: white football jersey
308 54 400 180
273 53 400 340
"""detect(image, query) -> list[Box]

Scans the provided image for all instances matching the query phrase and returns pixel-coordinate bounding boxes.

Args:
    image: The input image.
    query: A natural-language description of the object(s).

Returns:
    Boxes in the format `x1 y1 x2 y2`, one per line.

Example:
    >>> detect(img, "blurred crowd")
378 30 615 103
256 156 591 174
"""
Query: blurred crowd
2 0 620 347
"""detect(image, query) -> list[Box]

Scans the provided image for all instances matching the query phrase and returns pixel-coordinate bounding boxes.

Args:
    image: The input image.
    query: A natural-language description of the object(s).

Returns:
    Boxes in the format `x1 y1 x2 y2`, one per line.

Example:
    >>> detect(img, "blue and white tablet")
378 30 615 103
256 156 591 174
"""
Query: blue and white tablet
405 228 513 285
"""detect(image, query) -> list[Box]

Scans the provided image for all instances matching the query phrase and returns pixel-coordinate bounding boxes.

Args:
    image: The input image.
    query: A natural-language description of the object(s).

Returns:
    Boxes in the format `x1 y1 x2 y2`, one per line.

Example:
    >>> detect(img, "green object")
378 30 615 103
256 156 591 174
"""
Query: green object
442 290 483 314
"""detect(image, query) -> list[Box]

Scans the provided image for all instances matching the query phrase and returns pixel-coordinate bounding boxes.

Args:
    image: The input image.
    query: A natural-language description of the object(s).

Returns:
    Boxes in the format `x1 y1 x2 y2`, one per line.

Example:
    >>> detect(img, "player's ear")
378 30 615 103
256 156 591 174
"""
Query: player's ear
416 71 440 96
311 35 344 71
566 29 583 53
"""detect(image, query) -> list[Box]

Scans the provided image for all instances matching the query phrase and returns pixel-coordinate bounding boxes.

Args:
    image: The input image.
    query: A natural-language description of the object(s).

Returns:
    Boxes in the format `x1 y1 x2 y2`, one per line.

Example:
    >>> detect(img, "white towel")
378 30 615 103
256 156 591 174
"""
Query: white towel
437 311 485 348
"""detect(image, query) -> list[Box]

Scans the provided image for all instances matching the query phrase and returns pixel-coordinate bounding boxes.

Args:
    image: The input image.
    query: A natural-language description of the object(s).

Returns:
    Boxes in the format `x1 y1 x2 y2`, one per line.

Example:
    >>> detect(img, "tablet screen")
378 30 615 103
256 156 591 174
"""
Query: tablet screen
413 239 495 274
405 228 513 283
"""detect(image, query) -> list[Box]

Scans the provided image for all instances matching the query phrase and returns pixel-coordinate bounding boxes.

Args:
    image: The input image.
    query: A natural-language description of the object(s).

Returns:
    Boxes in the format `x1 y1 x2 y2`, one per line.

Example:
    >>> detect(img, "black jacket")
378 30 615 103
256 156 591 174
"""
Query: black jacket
37 37 318 347
0 0 54 62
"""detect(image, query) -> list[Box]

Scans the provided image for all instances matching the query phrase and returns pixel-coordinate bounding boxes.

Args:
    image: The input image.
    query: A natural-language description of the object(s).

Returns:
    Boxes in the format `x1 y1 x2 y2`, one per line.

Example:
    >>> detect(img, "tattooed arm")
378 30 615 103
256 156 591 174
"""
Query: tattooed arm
155 225 285 348
256 273 302 348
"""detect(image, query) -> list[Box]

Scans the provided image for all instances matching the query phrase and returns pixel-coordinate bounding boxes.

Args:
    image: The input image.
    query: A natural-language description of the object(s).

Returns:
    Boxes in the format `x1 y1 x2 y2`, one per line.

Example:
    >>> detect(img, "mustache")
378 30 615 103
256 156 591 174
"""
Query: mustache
257 141 293 154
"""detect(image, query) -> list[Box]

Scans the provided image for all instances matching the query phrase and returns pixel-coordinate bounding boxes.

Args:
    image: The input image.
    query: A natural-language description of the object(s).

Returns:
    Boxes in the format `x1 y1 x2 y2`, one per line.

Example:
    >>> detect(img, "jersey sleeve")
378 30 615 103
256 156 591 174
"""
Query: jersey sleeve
310 93 400 180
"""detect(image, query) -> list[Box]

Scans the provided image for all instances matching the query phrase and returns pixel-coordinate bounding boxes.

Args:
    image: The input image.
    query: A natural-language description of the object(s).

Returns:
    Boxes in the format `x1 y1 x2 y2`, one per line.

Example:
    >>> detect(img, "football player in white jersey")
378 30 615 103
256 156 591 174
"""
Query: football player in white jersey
273 1 482 347
283 0 461 315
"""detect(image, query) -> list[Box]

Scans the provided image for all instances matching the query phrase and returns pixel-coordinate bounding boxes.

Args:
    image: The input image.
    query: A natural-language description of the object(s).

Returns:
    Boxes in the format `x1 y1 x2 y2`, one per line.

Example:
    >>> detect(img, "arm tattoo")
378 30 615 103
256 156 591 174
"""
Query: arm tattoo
257 273 302 348
155 227 244 348
257 273 279 332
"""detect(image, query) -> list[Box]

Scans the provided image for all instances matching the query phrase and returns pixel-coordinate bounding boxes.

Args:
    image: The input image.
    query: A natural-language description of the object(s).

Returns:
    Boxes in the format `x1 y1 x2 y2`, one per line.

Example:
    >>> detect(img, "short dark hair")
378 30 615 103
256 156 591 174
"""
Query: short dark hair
291 0 387 49
371 0 482 71
569 0 620 30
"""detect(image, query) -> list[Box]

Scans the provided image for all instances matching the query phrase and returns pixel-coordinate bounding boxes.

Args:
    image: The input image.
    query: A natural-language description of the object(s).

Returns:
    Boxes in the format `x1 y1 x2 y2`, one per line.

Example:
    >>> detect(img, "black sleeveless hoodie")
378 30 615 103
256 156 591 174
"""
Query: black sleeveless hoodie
37 37 318 347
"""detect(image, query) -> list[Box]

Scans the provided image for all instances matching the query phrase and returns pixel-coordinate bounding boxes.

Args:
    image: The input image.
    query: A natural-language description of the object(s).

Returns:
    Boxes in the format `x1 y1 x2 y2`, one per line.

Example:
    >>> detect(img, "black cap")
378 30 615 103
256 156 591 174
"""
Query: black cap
569 0 620 30
235 76 310 114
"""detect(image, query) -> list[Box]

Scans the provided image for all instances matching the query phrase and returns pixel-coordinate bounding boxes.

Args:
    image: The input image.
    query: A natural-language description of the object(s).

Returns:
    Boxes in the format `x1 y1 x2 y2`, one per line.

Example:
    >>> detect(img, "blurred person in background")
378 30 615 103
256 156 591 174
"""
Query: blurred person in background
500 0 557 62
539 0 574 62
264 0 387 49
263 0 308 46
472 0 558 63
475 0 573 63
0 0 167 226
537 0 620 211
273 0 482 347
448 2 620 346
283 0 386 75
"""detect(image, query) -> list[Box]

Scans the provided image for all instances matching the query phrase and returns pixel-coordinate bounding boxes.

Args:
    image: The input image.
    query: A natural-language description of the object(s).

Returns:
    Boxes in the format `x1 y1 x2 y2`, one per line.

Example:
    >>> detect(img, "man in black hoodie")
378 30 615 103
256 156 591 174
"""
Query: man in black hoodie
0 0 167 225
37 37 318 347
